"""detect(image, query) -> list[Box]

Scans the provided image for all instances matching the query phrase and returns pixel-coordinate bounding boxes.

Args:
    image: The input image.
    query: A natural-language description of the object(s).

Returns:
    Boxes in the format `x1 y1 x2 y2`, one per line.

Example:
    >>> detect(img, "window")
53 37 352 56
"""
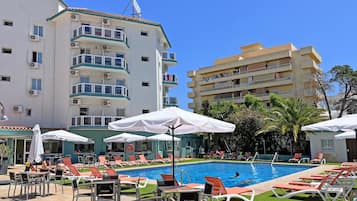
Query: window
33 25 43 37
0 76 10 82
32 51 43 64
31 79 41 90
142 109 149 114
2 48 12 54
80 48 90 54
79 108 89 115
142 82 149 87
321 139 334 151
74 143 94 153
140 31 148 36
116 79 125 86
44 141 62 153
3 20 13 26
141 56 149 62
80 77 90 83
26 109 32 116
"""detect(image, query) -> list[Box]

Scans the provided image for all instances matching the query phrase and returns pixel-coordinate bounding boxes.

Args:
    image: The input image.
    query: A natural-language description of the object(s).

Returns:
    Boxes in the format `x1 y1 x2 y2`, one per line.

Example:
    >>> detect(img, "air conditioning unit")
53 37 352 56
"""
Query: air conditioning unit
29 62 39 69
72 98 81 105
13 105 24 113
70 41 80 48
102 18 110 25
29 89 40 96
103 99 111 106
71 14 80 21
70 70 80 77
104 72 111 80
29 34 40 41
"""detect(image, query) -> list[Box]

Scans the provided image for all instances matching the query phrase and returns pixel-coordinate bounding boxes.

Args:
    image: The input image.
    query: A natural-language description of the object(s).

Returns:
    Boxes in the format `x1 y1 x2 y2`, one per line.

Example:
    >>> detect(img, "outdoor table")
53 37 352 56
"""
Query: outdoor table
22 171 50 197
158 185 202 201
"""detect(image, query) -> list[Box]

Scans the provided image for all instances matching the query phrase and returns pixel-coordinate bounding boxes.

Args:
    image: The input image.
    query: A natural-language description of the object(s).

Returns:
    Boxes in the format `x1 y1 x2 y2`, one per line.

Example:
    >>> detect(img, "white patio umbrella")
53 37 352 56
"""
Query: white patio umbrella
28 124 44 163
147 134 181 142
103 133 147 143
42 130 91 143
335 130 356 140
108 107 236 179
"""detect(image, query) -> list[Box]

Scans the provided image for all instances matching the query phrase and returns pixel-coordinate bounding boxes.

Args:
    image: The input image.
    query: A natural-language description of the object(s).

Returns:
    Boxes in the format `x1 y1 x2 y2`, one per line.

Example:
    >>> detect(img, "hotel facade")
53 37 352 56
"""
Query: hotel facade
0 0 182 164
187 43 323 111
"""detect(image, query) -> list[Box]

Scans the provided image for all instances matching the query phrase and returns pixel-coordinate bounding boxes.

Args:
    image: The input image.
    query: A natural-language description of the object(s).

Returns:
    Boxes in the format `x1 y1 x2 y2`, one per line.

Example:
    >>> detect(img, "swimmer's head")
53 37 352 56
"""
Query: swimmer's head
235 172 240 177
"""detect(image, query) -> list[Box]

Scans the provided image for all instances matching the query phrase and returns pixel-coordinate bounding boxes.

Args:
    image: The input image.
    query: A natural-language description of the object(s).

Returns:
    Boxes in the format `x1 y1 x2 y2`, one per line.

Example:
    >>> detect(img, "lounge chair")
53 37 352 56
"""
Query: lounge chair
112 155 130 167
204 176 255 201
152 153 168 163
311 152 326 164
272 176 344 201
128 155 141 165
97 155 110 167
168 153 184 162
160 174 203 189
288 153 302 163
137 154 150 164
62 157 82 168
89 167 103 178
67 165 92 180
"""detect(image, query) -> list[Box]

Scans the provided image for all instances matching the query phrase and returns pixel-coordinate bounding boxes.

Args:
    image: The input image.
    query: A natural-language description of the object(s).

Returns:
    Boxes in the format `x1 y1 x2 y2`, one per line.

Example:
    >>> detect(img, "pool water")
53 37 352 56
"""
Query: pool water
118 162 312 187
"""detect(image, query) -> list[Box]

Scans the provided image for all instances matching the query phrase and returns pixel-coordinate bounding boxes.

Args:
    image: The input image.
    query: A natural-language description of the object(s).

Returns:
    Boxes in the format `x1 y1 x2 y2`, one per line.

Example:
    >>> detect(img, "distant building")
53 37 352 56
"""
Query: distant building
187 43 323 111
0 0 178 164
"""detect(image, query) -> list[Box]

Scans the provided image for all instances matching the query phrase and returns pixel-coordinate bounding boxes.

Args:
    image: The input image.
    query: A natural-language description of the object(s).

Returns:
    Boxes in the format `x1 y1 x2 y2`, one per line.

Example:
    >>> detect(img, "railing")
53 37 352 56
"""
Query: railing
163 97 178 106
72 54 129 72
201 63 292 83
72 25 128 44
71 115 125 127
71 83 129 98
162 52 176 61
163 74 178 84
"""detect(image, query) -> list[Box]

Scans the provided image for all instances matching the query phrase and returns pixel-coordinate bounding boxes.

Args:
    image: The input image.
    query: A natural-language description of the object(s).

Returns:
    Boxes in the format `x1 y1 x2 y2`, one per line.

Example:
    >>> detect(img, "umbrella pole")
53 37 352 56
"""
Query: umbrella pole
171 127 175 183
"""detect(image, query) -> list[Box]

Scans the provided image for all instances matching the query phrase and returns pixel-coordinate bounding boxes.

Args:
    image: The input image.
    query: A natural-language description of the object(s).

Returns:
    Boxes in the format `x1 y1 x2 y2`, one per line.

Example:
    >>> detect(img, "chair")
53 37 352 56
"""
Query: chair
8 172 20 198
94 181 118 201
288 153 302 163
112 155 128 167
205 176 255 201
168 153 184 162
71 179 92 201
154 153 169 163
128 155 140 165
311 152 326 164
68 165 91 179
272 176 343 201
49 169 64 194
19 172 39 200
98 155 110 167
89 166 103 178
161 174 203 188
138 154 150 164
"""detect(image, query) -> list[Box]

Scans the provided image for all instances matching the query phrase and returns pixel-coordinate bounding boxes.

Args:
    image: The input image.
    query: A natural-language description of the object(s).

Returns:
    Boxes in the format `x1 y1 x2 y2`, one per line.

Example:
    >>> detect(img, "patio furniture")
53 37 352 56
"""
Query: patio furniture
288 153 302 163
311 152 326 164
49 169 64 194
161 174 203 189
205 176 255 201
72 179 92 201
8 172 20 198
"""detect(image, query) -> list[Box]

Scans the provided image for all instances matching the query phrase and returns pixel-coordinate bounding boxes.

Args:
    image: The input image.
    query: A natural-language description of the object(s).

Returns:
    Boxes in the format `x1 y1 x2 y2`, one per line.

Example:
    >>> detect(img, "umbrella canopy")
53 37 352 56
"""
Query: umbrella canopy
147 134 181 142
108 107 235 179
28 124 44 163
301 114 357 131
103 133 147 143
335 130 356 140
42 130 91 143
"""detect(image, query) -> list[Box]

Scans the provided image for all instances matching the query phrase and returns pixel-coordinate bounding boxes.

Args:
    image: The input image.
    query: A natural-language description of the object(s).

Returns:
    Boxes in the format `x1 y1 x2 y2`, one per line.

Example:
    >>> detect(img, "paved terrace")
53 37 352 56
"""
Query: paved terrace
0 162 338 201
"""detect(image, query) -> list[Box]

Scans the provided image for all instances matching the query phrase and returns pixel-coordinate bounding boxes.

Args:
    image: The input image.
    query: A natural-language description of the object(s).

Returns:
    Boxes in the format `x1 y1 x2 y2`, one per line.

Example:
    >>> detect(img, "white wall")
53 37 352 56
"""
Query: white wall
309 132 347 162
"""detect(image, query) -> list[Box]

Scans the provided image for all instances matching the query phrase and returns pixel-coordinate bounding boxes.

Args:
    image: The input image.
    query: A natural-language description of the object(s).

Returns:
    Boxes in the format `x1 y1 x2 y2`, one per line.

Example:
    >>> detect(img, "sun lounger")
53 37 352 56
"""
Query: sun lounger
288 153 302 163
151 153 168 163
89 167 103 178
168 153 184 162
97 155 110 167
311 152 326 164
112 155 130 167
272 176 344 201
137 154 150 164
205 176 255 201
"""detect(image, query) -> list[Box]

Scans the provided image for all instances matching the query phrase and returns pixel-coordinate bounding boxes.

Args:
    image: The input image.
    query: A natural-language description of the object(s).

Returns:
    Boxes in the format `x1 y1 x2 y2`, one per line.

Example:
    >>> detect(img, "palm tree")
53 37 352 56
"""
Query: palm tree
258 95 325 152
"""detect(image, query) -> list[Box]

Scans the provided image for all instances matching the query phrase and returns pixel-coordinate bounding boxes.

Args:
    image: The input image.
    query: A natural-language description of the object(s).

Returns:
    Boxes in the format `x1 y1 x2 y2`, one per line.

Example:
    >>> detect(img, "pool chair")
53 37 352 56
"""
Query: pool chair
128 155 142 165
112 155 130 167
152 153 168 163
89 166 103 178
288 153 302 163
97 155 110 167
62 157 82 168
67 165 92 180
168 153 184 162
311 152 326 164
160 174 203 188
204 176 255 201
138 154 151 164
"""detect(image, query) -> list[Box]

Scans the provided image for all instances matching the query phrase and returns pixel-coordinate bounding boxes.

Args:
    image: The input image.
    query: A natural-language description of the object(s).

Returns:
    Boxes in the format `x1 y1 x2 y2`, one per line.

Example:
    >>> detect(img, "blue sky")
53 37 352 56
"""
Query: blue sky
65 0 357 110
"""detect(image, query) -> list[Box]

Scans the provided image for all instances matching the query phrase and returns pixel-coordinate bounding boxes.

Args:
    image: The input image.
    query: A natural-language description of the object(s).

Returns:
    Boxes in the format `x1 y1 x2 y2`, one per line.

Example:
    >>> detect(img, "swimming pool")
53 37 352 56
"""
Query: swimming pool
118 162 312 187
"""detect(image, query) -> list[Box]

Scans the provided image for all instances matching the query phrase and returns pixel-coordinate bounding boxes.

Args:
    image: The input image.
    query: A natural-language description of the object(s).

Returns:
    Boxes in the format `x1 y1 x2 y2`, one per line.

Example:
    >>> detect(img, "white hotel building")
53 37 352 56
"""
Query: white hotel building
0 0 179 164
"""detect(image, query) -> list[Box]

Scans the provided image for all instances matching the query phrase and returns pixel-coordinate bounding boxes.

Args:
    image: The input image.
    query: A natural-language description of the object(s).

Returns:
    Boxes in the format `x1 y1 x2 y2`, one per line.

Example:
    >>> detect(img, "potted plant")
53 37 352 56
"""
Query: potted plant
0 143 11 175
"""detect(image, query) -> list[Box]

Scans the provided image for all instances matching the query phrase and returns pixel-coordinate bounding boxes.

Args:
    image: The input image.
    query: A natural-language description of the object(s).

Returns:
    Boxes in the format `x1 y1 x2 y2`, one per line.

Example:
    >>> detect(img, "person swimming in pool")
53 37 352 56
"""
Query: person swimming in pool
229 171 240 179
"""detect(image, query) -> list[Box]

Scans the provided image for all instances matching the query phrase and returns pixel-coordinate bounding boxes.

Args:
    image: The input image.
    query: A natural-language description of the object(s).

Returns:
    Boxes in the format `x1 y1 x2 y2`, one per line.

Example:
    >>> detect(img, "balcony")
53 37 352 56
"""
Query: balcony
71 83 129 100
188 92 195 98
163 97 178 107
200 63 292 85
71 115 125 128
187 71 196 78
162 52 177 66
71 54 129 73
301 59 321 71
72 25 128 48
188 102 195 109
163 74 178 86
187 81 195 88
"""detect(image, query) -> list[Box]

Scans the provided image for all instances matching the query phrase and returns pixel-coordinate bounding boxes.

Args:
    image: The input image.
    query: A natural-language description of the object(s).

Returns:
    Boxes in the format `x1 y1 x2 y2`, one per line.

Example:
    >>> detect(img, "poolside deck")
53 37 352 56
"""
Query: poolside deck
0 162 339 200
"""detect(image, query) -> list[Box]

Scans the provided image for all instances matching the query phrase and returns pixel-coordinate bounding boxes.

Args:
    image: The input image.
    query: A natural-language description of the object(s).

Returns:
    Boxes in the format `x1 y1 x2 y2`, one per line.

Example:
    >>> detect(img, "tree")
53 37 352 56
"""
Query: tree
206 100 239 120
329 65 357 117
258 96 325 153
317 74 333 119
242 94 266 112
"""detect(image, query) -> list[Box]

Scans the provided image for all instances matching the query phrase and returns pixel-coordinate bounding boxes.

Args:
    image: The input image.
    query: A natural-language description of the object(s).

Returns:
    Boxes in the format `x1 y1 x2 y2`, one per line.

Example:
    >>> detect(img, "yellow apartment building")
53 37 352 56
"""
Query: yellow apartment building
187 43 323 111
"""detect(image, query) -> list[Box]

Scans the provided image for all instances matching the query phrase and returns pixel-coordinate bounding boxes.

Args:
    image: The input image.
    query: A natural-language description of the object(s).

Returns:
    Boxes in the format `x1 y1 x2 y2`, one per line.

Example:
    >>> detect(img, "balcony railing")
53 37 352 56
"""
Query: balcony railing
163 74 178 84
71 115 125 127
71 83 129 98
163 97 178 106
162 52 176 62
72 25 128 46
72 54 129 72
201 63 292 83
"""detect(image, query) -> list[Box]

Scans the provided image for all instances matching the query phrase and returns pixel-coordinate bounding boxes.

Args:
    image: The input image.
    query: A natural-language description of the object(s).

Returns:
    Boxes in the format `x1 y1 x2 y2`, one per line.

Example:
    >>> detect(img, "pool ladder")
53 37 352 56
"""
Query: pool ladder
250 152 259 163
179 169 193 185
271 152 279 164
